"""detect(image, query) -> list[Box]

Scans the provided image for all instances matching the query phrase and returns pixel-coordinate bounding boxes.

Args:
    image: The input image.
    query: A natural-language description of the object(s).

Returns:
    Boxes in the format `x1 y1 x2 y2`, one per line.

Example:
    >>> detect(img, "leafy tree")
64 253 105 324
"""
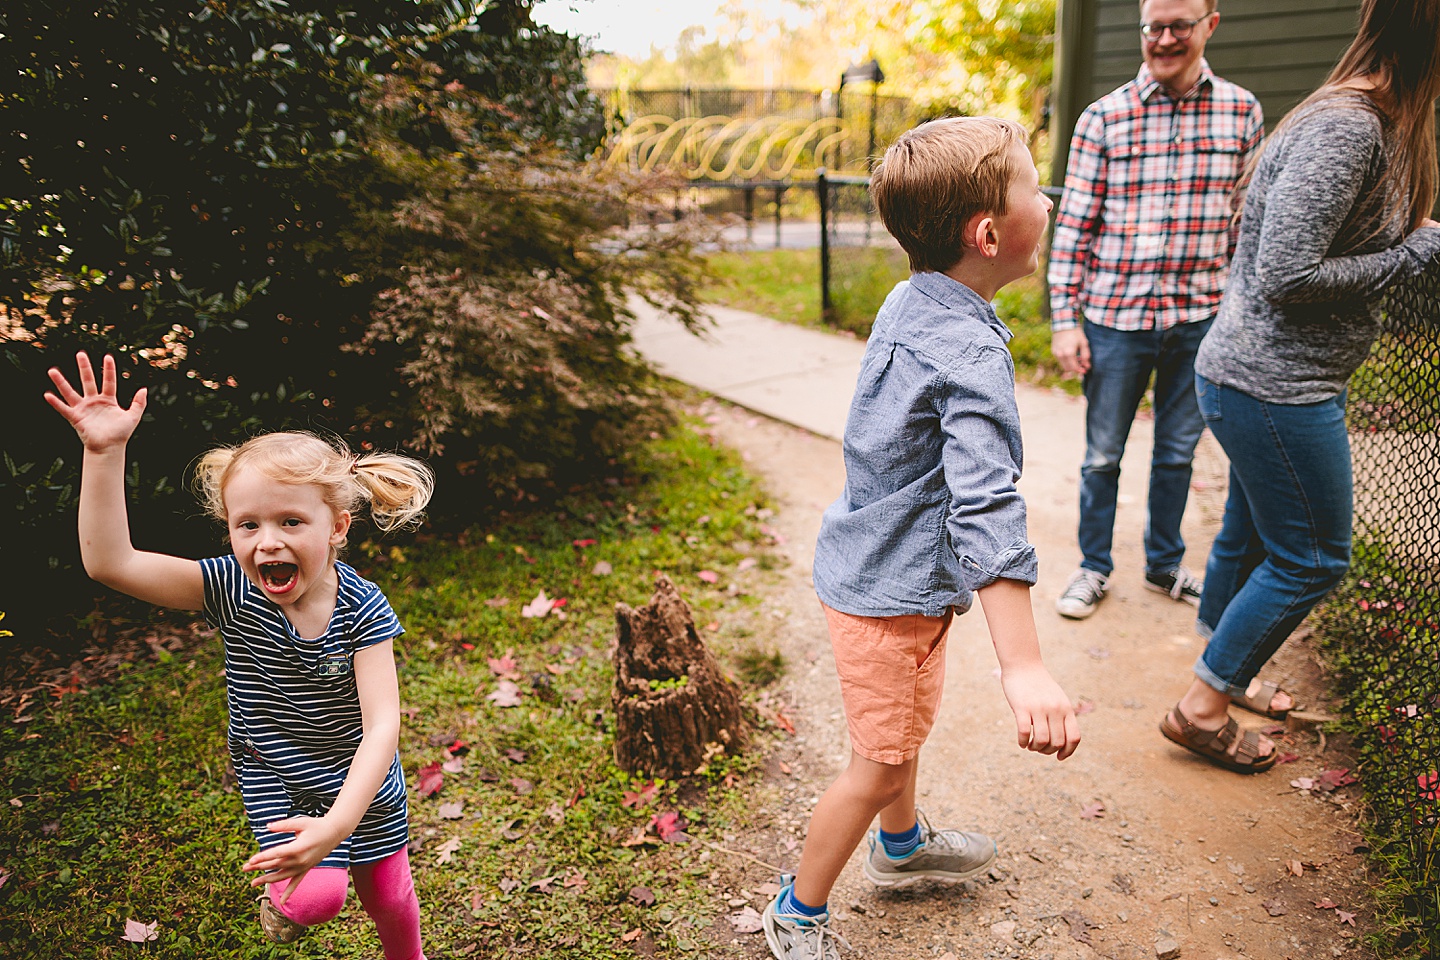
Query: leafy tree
0 0 708 640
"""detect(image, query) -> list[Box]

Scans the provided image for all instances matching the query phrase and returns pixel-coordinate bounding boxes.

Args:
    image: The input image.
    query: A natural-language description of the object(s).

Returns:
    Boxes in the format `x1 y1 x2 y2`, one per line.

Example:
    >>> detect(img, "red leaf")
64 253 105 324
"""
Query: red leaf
1337 909 1356 926
1313 898 1339 910
1418 770 1440 801
572 538 597 548
488 652 519 677
650 811 687 842
1317 768 1358 792
1080 803 1105 820
697 570 719 583
417 761 444 798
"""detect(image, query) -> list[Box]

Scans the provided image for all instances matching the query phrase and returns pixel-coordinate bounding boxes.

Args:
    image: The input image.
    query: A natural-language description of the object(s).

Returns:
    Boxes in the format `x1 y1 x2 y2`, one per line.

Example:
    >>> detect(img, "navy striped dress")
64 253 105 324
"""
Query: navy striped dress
201 555 409 867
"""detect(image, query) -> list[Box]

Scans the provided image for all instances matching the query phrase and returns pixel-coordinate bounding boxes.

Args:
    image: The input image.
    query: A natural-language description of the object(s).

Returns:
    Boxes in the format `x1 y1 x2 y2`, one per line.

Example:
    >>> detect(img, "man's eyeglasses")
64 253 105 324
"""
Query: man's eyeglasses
1139 17 1205 41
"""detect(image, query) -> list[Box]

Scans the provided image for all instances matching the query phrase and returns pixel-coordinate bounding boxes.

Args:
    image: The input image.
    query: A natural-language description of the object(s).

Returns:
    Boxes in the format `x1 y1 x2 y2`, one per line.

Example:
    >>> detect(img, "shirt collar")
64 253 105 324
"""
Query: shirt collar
1136 58 1215 104
906 271 1013 343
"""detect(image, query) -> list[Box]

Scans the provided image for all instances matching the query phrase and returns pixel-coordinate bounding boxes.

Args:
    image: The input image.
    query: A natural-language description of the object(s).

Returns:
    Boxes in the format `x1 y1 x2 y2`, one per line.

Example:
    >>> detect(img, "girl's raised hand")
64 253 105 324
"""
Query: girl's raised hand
45 352 148 451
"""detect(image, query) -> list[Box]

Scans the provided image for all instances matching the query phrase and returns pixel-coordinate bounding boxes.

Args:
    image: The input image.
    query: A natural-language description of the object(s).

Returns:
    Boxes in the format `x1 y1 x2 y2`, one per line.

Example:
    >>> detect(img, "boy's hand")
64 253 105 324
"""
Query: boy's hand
44 352 147 452
241 816 347 905
1000 664 1081 760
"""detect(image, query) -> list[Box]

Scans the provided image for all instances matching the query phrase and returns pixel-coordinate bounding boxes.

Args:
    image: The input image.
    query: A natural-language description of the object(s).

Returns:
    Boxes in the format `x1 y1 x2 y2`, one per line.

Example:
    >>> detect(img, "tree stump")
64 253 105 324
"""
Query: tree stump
612 574 746 779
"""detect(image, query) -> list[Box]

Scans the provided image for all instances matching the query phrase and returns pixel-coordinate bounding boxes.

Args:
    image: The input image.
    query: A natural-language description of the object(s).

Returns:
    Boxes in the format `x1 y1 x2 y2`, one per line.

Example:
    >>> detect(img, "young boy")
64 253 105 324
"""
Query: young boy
763 117 1080 960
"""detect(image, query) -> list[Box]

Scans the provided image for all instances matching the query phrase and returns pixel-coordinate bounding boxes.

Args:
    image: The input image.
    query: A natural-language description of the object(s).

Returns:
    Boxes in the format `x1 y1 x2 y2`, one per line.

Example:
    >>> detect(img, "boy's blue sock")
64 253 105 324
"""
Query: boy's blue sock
879 821 923 859
778 885 827 919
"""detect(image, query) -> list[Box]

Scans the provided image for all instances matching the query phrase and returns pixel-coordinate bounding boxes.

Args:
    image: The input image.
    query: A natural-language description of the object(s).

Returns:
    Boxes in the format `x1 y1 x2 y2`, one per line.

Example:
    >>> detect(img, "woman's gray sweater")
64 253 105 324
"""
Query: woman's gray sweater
1195 97 1440 404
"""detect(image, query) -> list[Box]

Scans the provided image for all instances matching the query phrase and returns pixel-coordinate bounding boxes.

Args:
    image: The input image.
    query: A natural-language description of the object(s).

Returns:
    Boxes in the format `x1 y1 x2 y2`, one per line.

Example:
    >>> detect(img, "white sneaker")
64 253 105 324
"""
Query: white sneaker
1056 568 1109 619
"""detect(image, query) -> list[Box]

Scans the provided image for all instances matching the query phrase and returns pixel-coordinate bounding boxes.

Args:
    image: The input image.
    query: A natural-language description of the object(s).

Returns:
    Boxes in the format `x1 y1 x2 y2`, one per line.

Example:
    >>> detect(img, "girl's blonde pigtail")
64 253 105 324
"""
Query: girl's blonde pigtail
350 454 436 532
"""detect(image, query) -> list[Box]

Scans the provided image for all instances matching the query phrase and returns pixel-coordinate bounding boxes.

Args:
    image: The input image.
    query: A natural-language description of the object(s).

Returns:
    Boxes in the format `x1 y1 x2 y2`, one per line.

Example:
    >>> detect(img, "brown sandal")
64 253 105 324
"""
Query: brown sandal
1229 678 1296 720
1160 704 1277 774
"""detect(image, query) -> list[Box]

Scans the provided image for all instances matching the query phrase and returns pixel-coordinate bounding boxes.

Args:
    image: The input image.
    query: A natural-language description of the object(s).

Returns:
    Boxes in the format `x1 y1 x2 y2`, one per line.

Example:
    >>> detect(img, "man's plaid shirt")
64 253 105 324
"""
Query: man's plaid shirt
1048 61 1264 332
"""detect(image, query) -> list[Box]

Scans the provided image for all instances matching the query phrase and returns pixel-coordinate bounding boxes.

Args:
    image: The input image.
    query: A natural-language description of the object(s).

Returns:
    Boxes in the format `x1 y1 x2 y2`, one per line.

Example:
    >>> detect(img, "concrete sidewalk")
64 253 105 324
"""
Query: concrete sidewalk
629 299 867 441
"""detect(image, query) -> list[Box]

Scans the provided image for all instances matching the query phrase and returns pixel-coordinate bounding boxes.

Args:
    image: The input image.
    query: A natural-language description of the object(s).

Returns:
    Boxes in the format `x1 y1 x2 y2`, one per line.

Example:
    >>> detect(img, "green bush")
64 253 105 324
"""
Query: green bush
0 0 712 638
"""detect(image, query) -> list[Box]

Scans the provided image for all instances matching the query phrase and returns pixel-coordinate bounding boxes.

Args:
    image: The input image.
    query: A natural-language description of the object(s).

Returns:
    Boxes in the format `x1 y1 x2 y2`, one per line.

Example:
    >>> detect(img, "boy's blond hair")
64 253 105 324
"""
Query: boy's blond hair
870 116 1028 274
193 431 434 536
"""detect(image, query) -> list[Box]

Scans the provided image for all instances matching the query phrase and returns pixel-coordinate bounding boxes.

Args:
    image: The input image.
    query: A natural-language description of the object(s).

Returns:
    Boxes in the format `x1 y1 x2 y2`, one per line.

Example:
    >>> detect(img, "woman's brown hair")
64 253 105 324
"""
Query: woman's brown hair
1239 0 1440 232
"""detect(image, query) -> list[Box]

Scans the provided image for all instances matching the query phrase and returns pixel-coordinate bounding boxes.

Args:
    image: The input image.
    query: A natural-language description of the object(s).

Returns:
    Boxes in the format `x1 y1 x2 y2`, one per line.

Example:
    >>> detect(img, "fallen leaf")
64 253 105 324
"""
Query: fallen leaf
1313 898 1339 909
592 560 613 576
1337 909 1356 926
434 837 461 865
629 885 656 907
121 919 158 943
705 620 720 631
504 747 528 763
729 905 764 933
620 826 654 847
1276 752 1301 764
1317 768 1358 792
572 538 597 548
487 652 520 677
1111 873 1133 895
1080 802 1105 820
487 681 523 708
529 875 557 894
0 866 9 890
510 777 534 795
438 801 465 820
1291 777 1318 791
650 811 687 842
621 928 642 942
563 870 588 889
476 767 499 783
521 590 555 618
779 760 793 775
1286 859 1304 877
499 877 521 893
417 761 444 798
697 570 719 583
1262 898 1288 917
1060 911 1094 945
442 757 465 774
737 557 758 571
621 781 659 809
545 802 565 824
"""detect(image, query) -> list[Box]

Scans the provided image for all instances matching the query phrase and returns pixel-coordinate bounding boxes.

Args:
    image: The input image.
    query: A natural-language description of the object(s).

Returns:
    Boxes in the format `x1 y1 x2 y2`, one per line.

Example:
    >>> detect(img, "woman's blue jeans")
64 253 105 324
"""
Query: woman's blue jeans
1192 375 1353 697
1078 319 1210 577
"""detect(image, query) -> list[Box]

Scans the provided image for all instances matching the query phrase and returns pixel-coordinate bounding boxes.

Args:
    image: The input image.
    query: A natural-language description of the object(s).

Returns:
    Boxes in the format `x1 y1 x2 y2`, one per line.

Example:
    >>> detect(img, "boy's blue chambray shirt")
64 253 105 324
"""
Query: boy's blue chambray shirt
813 271 1038 618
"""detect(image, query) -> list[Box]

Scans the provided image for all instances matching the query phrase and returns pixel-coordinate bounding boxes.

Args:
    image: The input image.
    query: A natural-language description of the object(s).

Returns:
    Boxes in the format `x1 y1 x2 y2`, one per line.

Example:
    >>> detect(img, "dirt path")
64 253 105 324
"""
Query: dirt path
697 383 1378 960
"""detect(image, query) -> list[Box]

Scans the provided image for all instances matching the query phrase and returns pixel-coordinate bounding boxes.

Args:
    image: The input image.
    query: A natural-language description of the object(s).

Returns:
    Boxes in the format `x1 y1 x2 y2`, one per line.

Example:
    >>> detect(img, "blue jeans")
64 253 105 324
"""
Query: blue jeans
1078 319 1210 577
1192 375 1352 696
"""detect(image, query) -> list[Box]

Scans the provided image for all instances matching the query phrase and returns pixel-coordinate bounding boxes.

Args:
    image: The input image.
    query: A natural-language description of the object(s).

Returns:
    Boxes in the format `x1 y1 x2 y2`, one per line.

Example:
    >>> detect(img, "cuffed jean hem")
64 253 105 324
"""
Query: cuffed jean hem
1192 655 1247 699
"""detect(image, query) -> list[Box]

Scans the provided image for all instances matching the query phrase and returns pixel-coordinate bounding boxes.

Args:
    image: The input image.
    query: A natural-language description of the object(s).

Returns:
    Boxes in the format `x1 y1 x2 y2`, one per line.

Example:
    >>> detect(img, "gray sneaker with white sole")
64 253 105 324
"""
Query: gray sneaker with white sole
862 809 997 887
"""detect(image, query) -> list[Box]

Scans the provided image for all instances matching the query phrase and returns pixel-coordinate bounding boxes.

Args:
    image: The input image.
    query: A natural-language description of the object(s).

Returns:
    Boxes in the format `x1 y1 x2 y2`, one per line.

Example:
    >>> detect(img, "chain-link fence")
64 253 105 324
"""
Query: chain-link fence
1315 268 1440 951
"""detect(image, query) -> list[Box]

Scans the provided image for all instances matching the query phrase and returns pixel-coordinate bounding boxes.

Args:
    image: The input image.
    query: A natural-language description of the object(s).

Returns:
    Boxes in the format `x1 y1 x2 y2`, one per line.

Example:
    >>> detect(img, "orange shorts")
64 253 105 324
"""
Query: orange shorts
821 602 952 765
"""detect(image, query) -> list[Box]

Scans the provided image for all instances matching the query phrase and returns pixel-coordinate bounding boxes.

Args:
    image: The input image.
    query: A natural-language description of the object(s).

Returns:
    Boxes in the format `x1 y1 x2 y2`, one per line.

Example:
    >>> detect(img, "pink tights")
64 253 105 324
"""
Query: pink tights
268 847 424 960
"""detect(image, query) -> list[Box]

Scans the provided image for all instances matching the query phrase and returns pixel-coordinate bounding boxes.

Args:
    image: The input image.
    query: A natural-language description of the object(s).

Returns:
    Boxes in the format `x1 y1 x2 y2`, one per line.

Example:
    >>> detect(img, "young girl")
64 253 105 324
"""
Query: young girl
1162 0 1440 773
46 352 433 958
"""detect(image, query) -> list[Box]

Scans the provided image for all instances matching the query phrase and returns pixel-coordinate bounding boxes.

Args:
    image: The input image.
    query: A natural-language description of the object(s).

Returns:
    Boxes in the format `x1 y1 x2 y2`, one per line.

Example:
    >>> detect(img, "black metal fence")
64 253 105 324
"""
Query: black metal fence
1316 268 1440 951
815 172 904 334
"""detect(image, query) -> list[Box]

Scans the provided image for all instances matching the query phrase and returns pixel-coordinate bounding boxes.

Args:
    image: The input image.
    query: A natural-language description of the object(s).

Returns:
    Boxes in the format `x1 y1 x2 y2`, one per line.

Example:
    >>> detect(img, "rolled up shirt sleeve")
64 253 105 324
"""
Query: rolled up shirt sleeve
935 347 1039 591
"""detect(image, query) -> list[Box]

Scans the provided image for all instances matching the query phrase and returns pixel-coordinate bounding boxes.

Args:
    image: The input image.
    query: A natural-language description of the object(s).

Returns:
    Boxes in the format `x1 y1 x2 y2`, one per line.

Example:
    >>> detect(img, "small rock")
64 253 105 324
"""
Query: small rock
1082 887 1093 898
1155 937 1181 960
991 920 1017 940
1208 897 1219 906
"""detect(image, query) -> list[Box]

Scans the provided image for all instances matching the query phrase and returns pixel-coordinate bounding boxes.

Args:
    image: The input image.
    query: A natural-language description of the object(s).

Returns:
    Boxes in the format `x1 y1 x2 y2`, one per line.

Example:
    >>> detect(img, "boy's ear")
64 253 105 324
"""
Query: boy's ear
966 211 1000 260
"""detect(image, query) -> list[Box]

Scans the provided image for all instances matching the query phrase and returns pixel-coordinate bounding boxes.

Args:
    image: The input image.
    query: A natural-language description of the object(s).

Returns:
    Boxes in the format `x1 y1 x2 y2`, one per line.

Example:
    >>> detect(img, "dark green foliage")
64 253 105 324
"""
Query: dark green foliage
0 1 711 638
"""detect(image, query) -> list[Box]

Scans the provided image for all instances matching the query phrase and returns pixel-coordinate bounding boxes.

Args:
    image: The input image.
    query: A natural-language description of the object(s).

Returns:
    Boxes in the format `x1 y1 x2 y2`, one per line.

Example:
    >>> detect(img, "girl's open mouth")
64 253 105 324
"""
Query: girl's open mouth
258 562 299 593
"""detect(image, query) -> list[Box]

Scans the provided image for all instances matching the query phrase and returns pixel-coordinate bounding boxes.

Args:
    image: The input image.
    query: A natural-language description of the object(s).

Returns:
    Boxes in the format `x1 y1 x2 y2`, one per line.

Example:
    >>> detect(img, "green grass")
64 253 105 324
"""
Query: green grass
0 413 788 959
701 249 1080 393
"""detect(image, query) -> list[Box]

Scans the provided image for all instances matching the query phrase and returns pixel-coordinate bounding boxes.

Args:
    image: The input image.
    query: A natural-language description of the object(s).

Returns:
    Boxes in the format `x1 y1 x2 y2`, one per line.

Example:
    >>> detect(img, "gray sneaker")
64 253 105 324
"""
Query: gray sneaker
1145 566 1203 607
762 886 851 960
863 809 997 888
1056 568 1109 619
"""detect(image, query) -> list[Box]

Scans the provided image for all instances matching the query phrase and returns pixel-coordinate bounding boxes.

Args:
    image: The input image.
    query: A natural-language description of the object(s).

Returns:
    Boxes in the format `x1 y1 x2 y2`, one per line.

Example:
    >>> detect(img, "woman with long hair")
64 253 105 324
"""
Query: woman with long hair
1160 0 1440 772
